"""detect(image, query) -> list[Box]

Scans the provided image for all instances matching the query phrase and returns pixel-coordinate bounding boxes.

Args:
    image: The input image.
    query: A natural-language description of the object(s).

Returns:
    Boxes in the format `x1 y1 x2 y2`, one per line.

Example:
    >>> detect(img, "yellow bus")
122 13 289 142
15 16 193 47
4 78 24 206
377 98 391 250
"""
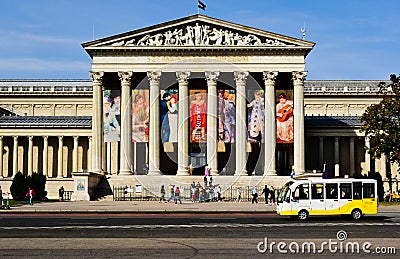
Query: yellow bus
276 178 378 220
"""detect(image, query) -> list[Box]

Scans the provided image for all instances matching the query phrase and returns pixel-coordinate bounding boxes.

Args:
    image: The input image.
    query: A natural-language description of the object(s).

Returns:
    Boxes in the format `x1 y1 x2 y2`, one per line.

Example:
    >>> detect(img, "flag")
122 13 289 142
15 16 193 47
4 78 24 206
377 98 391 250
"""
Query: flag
198 0 206 11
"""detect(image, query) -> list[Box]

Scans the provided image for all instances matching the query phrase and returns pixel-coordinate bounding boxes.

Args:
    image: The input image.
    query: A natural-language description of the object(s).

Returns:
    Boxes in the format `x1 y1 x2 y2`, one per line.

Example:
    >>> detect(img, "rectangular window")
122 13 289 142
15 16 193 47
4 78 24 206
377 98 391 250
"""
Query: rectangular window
340 183 352 199
326 183 338 199
311 183 324 199
353 182 362 200
293 183 309 200
363 183 375 198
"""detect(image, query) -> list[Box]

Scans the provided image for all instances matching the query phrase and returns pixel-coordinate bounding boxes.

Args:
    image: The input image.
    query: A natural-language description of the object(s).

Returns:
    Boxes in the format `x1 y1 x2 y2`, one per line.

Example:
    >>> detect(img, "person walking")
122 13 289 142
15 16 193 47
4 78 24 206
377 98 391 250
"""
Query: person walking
167 185 175 202
174 187 182 204
261 185 270 205
159 185 166 203
269 186 276 204
203 175 208 187
0 186 3 208
251 187 258 204
235 187 241 203
58 186 65 201
209 175 213 187
26 187 35 206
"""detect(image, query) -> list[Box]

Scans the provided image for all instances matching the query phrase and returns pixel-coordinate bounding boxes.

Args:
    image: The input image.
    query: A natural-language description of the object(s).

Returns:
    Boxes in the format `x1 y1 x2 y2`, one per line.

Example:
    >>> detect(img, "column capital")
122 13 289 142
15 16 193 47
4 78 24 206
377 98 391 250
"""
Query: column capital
73 136 79 141
334 136 340 141
263 71 278 85
292 71 308 85
118 71 133 84
58 136 64 141
0 136 2 141
13 136 18 141
43 136 48 141
234 71 249 83
205 71 220 83
88 136 92 141
147 71 162 83
28 136 33 141
176 71 191 84
90 71 104 83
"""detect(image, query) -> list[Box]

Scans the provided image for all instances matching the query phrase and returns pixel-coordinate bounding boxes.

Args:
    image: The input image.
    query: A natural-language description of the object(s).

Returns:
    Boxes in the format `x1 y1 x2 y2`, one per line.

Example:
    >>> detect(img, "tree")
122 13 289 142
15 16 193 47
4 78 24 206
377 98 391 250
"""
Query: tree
360 74 400 167
10 172 47 201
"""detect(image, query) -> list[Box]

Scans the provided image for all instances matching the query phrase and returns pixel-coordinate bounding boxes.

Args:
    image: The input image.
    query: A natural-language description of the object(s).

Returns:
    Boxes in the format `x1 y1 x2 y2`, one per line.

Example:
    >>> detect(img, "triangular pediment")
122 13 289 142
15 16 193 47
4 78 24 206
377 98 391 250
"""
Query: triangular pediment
83 14 314 52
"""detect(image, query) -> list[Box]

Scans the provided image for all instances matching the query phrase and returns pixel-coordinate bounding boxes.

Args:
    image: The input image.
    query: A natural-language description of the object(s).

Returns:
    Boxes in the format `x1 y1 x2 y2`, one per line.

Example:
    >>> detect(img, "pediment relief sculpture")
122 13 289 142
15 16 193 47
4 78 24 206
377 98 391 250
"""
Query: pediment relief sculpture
108 22 288 47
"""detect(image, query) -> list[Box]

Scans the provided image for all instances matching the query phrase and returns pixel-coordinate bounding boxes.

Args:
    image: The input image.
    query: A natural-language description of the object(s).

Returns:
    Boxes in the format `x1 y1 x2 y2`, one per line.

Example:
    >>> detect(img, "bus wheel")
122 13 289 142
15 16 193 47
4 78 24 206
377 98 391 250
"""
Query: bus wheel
351 209 362 220
298 210 309 220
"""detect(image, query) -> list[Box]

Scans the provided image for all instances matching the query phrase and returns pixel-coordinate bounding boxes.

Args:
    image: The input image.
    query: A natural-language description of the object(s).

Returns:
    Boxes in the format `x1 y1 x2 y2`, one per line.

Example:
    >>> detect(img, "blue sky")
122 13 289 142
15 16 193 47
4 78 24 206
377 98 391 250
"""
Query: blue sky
0 0 399 80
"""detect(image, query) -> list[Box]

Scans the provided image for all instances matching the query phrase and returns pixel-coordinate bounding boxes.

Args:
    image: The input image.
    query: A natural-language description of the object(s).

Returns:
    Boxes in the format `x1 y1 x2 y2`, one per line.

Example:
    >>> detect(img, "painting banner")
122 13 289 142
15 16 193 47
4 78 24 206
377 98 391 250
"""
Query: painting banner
160 89 178 143
132 89 150 142
276 90 294 144
218 89 236 143
104 90 121 142
189 90 207 143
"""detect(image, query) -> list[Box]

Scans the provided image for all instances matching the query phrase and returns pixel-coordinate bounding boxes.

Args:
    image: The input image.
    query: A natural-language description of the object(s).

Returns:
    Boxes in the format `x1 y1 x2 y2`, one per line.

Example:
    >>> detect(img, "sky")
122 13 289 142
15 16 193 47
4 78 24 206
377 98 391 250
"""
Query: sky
0 0 399 80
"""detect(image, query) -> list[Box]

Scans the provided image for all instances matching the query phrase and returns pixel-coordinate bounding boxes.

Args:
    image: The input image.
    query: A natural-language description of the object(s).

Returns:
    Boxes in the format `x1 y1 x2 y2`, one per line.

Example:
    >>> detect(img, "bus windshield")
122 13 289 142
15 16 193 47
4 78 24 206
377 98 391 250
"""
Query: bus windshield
277 181 293 203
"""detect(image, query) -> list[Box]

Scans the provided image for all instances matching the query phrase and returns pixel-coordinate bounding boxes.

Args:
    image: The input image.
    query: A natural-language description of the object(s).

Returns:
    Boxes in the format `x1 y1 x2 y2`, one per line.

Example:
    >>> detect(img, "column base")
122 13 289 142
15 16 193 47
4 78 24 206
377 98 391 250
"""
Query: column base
119 170 132 176
147 170 162 176
295 170 305 176
210 169 218 176
176 170 190 176
234 170 247 176
264 170 277 176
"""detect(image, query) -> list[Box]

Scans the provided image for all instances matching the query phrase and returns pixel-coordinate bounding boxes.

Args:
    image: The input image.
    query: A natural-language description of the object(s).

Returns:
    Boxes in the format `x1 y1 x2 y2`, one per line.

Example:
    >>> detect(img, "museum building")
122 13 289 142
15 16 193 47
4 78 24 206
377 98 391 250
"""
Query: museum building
0 15 397 198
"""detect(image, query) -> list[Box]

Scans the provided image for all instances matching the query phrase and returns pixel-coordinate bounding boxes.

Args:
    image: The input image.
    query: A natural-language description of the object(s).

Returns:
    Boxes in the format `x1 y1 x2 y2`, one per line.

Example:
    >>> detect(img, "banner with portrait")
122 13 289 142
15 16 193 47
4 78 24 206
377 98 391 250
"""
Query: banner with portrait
160 89 178 143
218 89 236 143
247 90 265 143
276 90 294 144
189 90 207 143
132 89 150 142
103 90 121 142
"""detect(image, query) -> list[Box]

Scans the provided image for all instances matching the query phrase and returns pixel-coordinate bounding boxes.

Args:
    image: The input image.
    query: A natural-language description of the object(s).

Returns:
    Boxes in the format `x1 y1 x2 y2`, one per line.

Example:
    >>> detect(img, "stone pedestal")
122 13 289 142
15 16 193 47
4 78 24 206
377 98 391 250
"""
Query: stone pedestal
71 172 91 201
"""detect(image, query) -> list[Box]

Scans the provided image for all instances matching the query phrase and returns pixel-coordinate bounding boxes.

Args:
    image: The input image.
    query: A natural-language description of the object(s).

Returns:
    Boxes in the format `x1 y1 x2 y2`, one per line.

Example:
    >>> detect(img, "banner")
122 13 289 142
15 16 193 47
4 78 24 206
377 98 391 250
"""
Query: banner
247 90 265 143
190 90 207 143
160 89 178 143
132 89 150 142
103 90 121 142
218 89 236 143
276 90 294 143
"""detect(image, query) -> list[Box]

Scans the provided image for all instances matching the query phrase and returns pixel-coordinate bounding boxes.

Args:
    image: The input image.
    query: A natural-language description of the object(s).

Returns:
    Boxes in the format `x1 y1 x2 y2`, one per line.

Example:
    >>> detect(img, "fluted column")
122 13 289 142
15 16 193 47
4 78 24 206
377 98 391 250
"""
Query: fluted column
176 71 190 176
90 71 104 174
349 137 355 176
73 136 79 173
263 71 278 176
364 137 370 175
205 71 220 175
292 71 307 175
334 136 340 177
234 71 249 176
147 71 162 175
13 136 18 177
57 136 63 178
88 136 92 172
43 136 49 177
28 136 33 175
118 71 133 175
0 136 3 178
319 136 324 170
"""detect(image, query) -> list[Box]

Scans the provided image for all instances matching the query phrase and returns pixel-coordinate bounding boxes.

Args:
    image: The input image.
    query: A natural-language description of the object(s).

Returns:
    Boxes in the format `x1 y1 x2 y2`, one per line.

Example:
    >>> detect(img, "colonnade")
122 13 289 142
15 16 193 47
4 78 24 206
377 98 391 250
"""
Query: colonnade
90 70 308 176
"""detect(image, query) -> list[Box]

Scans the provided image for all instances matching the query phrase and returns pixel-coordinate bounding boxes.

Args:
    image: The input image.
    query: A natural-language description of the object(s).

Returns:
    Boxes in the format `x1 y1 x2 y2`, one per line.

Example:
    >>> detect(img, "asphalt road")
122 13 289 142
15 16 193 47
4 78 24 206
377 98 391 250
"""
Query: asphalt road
0 213 399 258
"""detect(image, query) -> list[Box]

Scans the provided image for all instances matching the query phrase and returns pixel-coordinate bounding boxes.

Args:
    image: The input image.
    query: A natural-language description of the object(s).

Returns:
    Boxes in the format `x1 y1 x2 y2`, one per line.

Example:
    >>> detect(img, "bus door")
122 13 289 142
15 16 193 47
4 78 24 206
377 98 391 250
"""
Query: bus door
339 183 352 214
362 182 378 214
310 183 325 213
291 183 310 212
325 183 339 213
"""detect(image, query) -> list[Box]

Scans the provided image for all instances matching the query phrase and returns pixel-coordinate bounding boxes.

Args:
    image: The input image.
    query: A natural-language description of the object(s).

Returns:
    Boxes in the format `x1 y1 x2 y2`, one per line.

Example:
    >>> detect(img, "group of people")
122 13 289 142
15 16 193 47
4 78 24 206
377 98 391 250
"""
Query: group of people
235 185 276 205
159 185 182 204
384 190 400 202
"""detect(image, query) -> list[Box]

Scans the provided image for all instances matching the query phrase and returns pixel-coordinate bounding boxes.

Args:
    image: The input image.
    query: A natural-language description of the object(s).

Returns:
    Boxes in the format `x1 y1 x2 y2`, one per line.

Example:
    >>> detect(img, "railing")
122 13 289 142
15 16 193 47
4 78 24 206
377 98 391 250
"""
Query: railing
113 185 278 202
63 191 74 201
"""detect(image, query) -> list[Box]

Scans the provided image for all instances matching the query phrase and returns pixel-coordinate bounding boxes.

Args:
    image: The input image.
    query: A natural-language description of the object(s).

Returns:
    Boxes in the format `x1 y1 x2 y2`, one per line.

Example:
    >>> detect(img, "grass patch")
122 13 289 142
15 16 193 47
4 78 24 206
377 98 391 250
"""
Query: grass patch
380 201 400 206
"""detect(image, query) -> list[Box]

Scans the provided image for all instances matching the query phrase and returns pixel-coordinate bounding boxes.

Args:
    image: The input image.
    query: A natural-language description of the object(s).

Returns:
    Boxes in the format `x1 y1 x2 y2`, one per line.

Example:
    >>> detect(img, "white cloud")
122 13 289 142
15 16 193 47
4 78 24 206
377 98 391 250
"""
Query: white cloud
0 58 88 72
0 30 81 45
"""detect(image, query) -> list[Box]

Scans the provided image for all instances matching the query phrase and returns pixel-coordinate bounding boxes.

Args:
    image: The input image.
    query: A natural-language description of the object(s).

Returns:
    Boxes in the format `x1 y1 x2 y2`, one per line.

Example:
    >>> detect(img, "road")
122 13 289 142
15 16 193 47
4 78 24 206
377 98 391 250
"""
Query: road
0 212 399 258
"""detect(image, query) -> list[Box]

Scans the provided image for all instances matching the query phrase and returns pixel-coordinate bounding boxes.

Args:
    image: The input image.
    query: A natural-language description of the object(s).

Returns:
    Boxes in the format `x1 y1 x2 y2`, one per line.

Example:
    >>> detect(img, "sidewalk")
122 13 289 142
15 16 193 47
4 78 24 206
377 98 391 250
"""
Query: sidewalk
1 200 277 214
1 200 399 214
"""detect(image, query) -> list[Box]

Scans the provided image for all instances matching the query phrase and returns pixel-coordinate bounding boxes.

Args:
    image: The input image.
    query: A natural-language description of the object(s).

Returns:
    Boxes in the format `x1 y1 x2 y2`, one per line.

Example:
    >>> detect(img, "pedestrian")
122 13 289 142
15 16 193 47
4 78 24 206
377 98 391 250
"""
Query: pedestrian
269 186 276 204
26 187 35 206
215 185 221 202
174 187 182 204
58 186 65 201
209 175 213 187
205 164 210 176
159 185 166 203
167 185 175 202
189 163 194 175
261 185 270 205
203 175 207 187
251 187 258 204
235 187 241 203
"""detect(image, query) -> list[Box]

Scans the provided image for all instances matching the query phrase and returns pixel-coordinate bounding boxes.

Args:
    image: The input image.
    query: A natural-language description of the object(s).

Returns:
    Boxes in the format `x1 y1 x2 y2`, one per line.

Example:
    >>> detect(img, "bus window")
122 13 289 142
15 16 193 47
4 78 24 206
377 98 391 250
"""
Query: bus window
340 183 352 199
326 183 338 199
353 182 362 200
311 184 324 199
293 183 309 200
363 183 375 198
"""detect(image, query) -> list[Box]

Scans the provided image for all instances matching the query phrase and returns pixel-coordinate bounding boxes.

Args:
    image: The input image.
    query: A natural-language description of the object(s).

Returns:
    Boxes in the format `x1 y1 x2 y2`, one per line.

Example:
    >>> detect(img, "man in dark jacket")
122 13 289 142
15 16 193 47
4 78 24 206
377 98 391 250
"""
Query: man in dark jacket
261 185 270 205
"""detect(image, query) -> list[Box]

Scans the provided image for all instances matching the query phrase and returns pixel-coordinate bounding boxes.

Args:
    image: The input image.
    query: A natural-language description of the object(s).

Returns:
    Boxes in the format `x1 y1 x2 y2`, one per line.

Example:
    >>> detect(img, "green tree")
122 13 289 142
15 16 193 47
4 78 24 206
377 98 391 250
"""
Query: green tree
360 74 400 165
10 172 28 201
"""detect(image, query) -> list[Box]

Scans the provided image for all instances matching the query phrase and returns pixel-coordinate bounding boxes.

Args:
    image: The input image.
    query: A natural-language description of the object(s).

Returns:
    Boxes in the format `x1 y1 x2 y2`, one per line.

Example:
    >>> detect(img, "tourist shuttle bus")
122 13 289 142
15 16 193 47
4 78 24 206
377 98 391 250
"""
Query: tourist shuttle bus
276 178 378 220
